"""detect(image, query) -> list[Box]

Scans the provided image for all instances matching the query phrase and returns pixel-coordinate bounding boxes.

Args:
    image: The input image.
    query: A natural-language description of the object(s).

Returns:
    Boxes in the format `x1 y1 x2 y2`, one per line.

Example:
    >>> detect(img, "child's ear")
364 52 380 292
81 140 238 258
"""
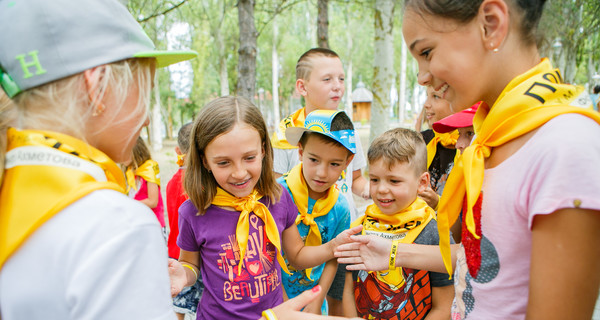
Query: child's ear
296 78 308 97
477 0 509 53
417 171 430 194
175 146 182 156
344 154 355 168
297 144 304 162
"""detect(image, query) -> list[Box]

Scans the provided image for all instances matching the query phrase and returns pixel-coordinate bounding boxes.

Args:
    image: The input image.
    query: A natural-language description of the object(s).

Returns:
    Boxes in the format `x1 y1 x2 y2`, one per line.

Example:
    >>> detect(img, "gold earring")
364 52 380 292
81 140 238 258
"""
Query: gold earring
92 103 106 116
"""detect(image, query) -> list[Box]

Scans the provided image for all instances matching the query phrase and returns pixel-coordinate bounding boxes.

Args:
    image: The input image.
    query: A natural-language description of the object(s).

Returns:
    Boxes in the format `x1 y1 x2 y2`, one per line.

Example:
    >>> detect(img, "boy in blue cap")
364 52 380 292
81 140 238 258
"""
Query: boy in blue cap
277 110 355 314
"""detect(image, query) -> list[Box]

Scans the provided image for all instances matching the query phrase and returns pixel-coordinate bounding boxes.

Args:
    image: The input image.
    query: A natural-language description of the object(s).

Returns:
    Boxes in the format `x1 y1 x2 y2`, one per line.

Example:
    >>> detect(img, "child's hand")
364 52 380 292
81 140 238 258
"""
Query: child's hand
168 258 187 297
261 286 360 320
334 234 392 272
419 186 439 210
330 225 363 253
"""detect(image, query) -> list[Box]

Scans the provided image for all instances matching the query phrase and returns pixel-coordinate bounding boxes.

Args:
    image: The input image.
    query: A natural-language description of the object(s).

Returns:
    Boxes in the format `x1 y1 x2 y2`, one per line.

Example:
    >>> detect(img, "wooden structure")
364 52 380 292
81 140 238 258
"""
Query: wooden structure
351 81 373 122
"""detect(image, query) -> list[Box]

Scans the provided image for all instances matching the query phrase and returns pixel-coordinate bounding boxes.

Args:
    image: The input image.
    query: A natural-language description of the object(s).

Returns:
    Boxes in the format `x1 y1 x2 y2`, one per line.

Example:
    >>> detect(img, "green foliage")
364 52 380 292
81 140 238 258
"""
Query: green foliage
125 0 600 135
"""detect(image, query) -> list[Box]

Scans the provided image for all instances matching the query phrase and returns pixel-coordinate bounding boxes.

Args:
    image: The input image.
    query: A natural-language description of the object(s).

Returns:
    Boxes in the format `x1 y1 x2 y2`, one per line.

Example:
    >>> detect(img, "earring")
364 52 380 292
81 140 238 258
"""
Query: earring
490 42 499 53
92 103 106 116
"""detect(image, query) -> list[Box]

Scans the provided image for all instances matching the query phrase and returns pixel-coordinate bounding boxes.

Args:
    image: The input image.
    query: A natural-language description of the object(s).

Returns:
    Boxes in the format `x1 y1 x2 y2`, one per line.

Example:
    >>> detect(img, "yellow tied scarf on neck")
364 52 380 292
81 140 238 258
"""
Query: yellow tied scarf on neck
0 128 126 269
126 159 160 193
211 188 291 276
271 108 306 149
437 58 600 277
284 163 339 280
426 130 459 169
351 198 434 288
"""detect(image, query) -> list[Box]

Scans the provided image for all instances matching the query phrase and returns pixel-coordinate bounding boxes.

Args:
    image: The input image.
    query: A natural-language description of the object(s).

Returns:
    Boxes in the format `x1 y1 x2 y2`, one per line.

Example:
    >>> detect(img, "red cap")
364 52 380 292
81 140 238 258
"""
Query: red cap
432 101 484 133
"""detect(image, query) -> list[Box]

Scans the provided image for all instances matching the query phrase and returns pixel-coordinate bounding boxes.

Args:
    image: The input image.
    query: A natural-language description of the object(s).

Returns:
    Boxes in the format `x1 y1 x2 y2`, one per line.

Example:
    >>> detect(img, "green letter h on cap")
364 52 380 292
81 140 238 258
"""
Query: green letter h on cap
16 50 47 79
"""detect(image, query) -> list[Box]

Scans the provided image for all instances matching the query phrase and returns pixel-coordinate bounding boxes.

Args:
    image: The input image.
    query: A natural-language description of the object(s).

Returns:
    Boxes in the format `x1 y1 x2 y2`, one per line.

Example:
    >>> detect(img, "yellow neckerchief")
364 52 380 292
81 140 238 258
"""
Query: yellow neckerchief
125 159 160 192
426 130 459 169
0 128 126 269
351 198 434 289
284 163 339 280
437 58 600 276
176 154 185 167
211 187 291 276
271 108 306 149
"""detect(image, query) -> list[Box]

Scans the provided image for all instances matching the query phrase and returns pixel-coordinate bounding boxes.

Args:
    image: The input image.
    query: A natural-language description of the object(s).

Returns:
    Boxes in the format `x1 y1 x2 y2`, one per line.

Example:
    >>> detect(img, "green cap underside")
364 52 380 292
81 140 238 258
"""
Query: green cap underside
133 50 198 68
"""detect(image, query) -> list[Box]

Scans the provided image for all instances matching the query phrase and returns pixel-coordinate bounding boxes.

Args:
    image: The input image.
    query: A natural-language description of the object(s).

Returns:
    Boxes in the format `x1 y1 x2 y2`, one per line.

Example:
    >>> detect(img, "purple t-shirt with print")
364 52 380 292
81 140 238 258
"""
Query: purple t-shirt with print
177 188 298 320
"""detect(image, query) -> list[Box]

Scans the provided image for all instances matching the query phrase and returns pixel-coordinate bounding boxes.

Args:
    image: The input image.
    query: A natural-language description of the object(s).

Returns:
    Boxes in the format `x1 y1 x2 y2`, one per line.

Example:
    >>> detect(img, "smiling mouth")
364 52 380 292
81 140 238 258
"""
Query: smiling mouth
230 179 250 188
378 199 395 206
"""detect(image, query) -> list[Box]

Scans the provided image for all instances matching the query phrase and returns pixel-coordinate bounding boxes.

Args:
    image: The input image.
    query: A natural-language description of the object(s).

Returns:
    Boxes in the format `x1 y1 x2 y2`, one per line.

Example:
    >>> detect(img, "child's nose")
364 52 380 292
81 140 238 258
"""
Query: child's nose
231 164 247 179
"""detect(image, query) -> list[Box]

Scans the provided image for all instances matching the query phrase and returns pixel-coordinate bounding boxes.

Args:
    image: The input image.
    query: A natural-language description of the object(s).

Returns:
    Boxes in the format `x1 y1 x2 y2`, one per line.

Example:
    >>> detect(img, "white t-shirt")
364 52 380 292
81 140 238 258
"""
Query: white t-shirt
0 190 175 320
273 130 367 221
451 114 600 319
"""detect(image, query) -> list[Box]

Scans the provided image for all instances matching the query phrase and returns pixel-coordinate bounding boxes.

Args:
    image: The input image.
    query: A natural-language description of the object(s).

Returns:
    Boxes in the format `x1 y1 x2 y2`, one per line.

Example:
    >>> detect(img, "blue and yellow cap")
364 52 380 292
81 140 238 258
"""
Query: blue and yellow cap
285 110 356 154
0 0 198 98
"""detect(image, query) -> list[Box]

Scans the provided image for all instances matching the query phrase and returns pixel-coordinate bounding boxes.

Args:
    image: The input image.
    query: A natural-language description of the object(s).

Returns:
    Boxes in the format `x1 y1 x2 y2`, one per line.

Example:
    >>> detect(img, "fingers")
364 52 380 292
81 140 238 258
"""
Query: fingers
345 224 363 235
275 285 322 312
343 263 367 271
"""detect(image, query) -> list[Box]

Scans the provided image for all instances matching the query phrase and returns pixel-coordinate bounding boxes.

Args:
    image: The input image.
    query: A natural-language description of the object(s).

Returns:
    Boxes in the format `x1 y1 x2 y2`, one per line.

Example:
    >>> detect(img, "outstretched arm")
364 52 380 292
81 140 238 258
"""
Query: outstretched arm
169 249 201 297
282 225 363 270
261 285 361 320
335 234 460 273
527 208 600 320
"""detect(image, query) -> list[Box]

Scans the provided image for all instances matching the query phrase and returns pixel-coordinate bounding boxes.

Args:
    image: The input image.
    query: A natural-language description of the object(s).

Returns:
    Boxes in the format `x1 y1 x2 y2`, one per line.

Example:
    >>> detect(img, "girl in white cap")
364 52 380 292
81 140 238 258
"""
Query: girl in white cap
0 0 196 318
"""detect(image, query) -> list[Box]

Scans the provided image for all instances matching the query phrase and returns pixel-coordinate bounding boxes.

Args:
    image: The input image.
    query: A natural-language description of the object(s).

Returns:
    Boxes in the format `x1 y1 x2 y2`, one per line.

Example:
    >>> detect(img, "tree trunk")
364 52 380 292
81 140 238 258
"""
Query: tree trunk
317 0 329 48
370 0 395 142
217 30 230 96
399 35 407 126
237 0 257 101
151 78 163 151
345 6 354 120
272 9 281 130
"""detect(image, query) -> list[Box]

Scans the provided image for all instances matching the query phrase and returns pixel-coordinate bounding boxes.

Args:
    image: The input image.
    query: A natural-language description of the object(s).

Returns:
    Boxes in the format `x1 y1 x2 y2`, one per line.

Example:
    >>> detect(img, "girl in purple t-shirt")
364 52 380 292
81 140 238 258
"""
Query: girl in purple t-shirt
169 96 360 320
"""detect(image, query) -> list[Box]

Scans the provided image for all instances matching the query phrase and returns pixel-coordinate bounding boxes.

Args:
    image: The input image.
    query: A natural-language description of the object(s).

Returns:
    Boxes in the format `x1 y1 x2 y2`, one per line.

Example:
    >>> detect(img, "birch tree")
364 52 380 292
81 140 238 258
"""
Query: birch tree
370 0 395 142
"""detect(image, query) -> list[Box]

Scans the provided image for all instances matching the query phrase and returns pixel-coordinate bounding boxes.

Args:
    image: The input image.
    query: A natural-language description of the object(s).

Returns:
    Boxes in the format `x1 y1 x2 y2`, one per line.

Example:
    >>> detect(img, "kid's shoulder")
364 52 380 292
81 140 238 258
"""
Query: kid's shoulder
178 199 199 218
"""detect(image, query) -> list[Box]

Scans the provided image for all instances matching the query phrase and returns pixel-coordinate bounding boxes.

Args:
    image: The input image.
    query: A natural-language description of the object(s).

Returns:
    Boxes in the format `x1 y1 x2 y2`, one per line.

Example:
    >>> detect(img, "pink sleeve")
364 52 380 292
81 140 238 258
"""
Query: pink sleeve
523 115 600 229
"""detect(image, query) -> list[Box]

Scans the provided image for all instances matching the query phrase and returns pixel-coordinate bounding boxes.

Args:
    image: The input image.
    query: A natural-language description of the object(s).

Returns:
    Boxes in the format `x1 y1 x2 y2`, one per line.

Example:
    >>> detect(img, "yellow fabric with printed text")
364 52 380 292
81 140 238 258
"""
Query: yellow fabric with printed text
352 198 434 288
0 129 126 269
126 159 160 192
437 58 600 276
211 187 291 276
271 108 306 149
284 163 338 279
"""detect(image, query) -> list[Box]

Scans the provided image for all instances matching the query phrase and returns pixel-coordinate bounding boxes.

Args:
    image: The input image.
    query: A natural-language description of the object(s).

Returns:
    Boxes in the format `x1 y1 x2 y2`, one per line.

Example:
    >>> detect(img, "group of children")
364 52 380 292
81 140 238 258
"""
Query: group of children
162 44 484 320
1 0 599 320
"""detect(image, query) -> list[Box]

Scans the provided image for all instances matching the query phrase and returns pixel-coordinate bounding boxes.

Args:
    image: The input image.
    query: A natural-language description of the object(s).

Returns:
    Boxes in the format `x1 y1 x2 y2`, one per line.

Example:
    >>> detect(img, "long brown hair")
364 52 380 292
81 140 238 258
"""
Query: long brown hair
184 96 281 214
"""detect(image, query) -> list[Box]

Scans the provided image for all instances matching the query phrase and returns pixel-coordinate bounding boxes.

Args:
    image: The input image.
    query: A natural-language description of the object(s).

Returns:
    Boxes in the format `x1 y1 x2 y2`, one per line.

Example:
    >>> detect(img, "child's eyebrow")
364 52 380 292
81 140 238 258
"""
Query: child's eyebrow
409 39 423 52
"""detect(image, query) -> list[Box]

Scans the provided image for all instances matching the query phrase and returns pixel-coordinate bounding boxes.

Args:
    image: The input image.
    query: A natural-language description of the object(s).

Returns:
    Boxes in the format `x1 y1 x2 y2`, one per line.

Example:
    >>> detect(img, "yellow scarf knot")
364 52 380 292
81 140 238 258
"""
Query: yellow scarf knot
437 58 600 277
284 163 338 279
211 188 290 276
